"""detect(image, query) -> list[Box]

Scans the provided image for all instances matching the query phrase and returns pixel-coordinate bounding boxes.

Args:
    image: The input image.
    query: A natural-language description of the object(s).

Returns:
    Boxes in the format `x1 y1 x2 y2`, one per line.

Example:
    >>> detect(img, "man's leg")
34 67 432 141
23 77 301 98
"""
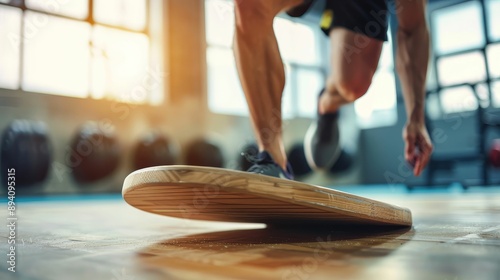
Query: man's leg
234 0 302 172
321 28 382 114
305 28 383 169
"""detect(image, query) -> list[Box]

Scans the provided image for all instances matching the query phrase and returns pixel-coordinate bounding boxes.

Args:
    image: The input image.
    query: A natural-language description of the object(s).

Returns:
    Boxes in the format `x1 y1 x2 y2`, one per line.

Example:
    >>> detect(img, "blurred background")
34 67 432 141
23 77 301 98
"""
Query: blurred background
0 0 499 195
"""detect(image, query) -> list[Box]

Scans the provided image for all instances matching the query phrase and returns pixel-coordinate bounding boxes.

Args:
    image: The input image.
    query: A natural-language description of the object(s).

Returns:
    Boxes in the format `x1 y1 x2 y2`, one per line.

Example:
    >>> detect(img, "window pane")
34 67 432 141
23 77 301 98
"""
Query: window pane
206 48 295 117
94 0 146 31
426 93 442 120
487 0 500 41
437 52 486 86
148 0 165 105
22 12 90 98
493 81 500 107
296 68 323 118
290 23 318 65
433 1 485 55
274 18 295 62
355 70 397 128
207 47 248 115
0 6 21 90
26 0 88 20
439 85 478 114
205 0 234 47
274 18 318 65
91 25 150 103
487 43 500 78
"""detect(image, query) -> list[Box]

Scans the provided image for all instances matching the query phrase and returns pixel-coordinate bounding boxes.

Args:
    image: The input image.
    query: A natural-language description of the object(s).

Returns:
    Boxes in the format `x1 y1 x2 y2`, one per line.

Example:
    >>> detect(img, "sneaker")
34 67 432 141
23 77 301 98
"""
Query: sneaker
245 151 294 180
304 91 341 170
286 0 314 17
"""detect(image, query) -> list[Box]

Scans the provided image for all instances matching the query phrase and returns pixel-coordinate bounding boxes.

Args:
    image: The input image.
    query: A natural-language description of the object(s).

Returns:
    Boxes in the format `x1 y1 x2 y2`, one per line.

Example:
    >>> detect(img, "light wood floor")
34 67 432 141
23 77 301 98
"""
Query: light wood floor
1 187 499 280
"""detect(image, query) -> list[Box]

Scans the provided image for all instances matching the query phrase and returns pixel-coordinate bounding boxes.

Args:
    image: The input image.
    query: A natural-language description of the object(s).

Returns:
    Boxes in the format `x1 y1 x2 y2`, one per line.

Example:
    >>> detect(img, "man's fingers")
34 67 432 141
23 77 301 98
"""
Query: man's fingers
419 139 433 173
405 137 415 162
413 157 422 176
414 138 433 176
403 124 434 177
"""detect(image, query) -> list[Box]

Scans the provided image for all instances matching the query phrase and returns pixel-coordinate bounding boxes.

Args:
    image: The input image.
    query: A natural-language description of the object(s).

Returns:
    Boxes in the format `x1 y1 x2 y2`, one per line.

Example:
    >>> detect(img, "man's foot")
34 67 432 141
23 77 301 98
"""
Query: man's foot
304 92 341 170
286 0 314 17
246 151 294 180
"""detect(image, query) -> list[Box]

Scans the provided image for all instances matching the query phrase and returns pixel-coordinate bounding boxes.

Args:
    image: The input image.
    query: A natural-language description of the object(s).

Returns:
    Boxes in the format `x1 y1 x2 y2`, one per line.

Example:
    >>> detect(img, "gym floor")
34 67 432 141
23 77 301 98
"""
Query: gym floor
1 186 499 280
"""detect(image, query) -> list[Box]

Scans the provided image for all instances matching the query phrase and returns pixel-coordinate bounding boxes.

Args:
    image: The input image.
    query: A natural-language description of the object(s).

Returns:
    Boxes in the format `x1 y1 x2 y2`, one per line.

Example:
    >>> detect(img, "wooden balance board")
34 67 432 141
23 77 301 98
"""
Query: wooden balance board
122 166 412 226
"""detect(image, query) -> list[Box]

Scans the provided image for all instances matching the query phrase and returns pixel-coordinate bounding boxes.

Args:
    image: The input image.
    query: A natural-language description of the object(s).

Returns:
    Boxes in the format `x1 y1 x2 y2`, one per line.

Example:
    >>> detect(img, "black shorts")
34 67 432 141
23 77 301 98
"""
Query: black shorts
320 0 389 41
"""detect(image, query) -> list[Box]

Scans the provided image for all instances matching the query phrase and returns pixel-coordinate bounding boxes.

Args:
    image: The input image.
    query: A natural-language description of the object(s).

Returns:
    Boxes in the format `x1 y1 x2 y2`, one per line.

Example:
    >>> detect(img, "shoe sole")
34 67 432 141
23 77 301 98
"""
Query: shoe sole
304 121 342 171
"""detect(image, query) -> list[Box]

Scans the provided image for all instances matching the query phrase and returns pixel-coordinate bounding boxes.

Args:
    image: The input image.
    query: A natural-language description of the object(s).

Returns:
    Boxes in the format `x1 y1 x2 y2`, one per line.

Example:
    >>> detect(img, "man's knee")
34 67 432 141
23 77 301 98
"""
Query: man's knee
338 80 371 102
329 79 371 103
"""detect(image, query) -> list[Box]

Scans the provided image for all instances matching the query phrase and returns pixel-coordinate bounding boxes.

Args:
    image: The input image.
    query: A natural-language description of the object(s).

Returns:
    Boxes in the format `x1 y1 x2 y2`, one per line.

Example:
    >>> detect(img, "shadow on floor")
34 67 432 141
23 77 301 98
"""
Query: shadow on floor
135 225 415 279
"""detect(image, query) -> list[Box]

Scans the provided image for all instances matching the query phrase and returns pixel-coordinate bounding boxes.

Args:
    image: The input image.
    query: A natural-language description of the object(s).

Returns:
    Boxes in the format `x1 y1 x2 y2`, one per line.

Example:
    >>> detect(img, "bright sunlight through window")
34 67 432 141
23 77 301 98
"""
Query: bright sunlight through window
0 0 163 105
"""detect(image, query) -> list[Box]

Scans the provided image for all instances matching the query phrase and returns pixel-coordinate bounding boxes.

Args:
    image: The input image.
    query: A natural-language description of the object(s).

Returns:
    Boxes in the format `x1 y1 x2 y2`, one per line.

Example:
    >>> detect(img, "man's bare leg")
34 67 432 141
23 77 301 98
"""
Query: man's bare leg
320 28 383 114
234 0 302 171
305 28 383 169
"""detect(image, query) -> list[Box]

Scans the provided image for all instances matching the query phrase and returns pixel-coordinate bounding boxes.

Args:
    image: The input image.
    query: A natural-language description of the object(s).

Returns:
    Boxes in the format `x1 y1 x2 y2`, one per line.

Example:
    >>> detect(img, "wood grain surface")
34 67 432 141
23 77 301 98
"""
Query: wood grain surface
1 188 500 280
122 166 412 226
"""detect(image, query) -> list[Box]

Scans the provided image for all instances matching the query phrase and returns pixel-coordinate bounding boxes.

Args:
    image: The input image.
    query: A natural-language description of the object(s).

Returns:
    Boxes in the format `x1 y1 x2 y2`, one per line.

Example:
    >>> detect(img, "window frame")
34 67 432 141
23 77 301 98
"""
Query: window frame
427 0 500 117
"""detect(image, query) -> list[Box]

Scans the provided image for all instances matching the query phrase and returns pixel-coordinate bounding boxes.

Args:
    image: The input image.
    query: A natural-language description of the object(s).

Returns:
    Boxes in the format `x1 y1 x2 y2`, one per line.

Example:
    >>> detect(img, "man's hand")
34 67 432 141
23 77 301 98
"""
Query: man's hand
403 122 433 176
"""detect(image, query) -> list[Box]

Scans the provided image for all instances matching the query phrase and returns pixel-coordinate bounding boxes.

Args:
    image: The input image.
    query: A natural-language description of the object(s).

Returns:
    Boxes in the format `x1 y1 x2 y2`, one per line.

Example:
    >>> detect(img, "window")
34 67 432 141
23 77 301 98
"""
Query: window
437 52 487 86
428 0 500 116
0 0 164 105
274 17 320 65
296 67 323 117
93 0 147 31
487 0 500 41
432 1 485 55
22 12 91 98
439 86 479 114
205 0 233 48
493 81 500 107
0 5 22 90
426 92 442 120
206 47 247 115
205 0 325 118
26 0 88 19
487 43 500 78
354 30 397 128
275 17 324 119
90 25 150 102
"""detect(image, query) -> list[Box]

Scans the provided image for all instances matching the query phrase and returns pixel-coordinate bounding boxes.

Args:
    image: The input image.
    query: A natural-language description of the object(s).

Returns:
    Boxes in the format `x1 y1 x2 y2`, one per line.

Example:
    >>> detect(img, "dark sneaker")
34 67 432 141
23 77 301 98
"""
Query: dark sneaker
286 0 314 17
304 91 341 170
245 151 294 180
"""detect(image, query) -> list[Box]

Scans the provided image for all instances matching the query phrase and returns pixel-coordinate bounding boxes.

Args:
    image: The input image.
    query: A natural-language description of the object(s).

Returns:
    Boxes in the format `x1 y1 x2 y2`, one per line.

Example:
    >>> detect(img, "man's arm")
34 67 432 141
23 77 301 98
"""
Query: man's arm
395 0 433 176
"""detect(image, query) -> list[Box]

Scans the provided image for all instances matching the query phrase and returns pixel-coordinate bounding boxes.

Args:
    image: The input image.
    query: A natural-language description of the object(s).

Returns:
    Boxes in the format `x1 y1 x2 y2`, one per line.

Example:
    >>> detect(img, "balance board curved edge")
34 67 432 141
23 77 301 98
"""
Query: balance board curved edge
122 165 412 226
